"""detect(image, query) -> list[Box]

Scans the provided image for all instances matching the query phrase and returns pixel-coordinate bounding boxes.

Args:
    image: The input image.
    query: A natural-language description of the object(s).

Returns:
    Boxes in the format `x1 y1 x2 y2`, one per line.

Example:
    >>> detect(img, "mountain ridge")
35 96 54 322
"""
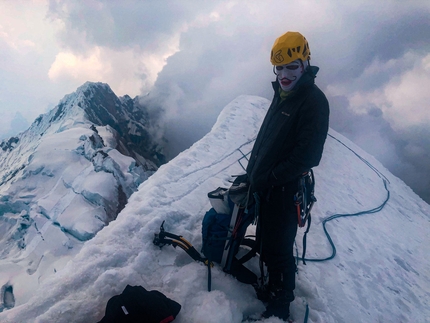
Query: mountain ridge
0 82 166 307
0 94 428 322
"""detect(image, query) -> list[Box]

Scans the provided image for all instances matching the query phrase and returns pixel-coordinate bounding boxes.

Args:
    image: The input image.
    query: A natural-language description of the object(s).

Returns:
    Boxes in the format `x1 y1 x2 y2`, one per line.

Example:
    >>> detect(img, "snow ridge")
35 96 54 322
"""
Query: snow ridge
0 94 429 323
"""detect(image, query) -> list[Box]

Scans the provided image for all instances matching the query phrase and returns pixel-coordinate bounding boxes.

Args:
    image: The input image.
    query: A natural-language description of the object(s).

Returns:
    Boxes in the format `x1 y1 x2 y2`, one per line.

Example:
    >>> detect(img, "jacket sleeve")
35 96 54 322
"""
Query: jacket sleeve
270 89 330 186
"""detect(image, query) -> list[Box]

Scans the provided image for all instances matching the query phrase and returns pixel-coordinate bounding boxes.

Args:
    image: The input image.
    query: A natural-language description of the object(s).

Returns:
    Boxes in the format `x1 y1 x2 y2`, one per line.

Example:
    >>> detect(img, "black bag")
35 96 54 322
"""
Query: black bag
98 285 181 323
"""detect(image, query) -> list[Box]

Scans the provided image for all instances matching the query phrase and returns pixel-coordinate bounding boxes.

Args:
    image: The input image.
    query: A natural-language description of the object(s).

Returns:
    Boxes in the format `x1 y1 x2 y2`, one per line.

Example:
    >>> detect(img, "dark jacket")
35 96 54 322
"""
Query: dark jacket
246 65 329 192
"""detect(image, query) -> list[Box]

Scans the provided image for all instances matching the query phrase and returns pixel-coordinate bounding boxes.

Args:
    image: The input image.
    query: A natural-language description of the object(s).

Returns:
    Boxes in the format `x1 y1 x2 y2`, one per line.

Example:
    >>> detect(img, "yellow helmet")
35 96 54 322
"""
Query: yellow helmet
270 31 310 66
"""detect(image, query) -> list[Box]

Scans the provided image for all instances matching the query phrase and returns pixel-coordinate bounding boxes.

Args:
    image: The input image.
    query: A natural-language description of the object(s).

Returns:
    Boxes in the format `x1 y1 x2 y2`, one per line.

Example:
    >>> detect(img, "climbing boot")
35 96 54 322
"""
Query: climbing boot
261 272 294 321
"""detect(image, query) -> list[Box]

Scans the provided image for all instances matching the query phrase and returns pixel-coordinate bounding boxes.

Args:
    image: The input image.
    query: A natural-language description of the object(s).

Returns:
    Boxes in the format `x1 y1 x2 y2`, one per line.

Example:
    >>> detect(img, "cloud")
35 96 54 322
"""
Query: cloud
137 4 277 158
45 0 227 96
382 54 430 128
48 48 107 81
0 112 30 139
0 24 36 52
47 42 183 97
313 2 430 85
2 0 430 202
328 52 430 129
47 0 220 51
0 0 68 131
321 11 430 202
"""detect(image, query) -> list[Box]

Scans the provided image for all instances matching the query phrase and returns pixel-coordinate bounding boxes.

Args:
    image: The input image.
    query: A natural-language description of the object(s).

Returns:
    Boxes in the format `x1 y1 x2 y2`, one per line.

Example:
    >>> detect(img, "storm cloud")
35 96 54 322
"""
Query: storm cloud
1 0 429 203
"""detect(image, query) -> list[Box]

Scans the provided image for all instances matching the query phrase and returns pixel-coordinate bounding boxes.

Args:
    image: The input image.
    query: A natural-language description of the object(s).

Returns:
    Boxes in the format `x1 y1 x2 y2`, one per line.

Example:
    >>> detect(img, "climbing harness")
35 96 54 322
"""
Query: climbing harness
295 170 317 228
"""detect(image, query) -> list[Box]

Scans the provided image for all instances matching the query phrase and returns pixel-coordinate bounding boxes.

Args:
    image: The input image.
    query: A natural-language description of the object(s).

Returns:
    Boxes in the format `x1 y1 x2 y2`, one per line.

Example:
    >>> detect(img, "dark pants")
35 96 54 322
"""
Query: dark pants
260 185 298 298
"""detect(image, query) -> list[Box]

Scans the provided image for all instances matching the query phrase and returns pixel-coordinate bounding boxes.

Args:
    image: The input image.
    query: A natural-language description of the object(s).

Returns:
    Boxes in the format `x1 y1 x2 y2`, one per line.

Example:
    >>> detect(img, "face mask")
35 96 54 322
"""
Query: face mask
275 59 306 91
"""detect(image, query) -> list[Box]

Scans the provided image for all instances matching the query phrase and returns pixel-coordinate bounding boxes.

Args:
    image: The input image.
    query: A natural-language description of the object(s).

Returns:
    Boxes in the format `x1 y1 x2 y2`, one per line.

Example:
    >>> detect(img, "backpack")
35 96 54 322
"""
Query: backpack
201 174 258 285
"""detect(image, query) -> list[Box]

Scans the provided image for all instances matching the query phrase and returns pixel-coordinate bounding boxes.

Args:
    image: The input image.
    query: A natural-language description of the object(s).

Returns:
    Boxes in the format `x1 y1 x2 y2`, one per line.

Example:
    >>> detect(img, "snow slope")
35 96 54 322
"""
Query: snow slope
0 95 429 323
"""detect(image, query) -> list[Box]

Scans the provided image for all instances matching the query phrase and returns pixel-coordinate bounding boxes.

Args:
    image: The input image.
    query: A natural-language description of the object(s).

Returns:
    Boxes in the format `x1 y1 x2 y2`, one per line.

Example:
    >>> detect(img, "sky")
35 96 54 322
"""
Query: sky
0 95 429 322
0 0 429 202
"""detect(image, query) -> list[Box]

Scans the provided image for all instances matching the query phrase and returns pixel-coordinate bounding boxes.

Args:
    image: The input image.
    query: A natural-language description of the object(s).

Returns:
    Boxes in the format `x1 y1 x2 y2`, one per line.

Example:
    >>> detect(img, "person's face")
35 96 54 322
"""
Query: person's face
275 59 304 91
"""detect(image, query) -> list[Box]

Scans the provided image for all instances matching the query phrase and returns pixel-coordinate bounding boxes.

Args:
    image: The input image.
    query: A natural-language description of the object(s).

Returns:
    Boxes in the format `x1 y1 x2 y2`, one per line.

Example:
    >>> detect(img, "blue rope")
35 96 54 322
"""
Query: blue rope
303 303 309 323
296 133 391 263
293 133 391 323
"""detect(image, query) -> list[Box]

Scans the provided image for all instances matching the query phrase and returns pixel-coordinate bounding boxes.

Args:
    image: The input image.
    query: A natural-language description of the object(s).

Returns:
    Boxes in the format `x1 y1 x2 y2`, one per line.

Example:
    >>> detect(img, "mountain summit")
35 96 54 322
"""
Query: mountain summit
0 82 165 306
69 82 165 166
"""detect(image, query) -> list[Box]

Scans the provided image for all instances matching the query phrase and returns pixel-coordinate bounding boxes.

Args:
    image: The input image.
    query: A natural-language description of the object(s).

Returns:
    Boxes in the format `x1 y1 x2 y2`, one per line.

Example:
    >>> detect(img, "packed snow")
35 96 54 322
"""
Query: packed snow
0 95 429 322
